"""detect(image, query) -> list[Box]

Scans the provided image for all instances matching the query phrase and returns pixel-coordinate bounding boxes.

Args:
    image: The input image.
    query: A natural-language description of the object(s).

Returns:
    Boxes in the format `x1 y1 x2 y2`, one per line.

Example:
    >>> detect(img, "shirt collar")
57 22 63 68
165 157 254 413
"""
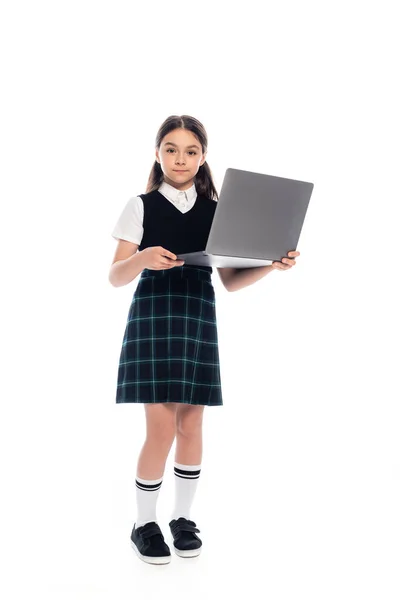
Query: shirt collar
158 180 197 203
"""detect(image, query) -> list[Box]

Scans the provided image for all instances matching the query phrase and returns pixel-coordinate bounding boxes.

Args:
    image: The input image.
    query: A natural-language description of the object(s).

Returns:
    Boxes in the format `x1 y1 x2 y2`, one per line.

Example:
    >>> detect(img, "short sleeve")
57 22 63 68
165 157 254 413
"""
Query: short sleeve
111 196 144 244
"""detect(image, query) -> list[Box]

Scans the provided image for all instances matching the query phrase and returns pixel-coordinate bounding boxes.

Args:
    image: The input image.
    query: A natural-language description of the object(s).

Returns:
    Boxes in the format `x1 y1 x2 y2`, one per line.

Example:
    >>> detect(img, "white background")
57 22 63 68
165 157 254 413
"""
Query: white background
1 1 399 598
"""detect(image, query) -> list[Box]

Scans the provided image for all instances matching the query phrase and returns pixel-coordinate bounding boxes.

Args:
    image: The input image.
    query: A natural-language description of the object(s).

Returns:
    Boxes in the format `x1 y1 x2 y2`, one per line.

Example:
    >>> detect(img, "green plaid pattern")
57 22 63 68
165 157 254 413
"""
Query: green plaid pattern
115 265 223 406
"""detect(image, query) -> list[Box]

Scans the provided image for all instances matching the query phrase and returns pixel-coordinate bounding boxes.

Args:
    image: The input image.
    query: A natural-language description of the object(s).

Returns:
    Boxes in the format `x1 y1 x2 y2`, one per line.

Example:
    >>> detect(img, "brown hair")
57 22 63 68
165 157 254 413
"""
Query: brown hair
145 115 218 200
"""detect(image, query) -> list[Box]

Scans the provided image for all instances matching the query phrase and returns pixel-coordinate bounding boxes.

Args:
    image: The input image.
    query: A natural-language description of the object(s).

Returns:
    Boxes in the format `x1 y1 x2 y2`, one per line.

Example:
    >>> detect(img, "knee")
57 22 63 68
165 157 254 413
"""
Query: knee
145 411 176 448
147 423 176 448
176 410 204 439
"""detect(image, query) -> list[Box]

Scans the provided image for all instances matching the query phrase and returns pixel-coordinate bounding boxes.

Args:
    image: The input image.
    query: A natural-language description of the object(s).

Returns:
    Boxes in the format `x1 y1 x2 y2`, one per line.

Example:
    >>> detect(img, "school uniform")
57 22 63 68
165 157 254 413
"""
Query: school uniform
111 181 223 406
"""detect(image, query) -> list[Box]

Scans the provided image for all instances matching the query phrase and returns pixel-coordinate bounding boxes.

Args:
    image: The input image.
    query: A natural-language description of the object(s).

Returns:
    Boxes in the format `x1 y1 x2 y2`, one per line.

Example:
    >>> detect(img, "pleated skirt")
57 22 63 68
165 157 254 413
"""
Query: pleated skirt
115 265 223 406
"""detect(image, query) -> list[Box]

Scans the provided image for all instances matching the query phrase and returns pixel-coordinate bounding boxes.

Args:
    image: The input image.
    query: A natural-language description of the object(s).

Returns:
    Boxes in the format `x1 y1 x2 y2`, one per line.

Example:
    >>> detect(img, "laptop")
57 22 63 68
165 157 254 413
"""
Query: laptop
176 167 314 268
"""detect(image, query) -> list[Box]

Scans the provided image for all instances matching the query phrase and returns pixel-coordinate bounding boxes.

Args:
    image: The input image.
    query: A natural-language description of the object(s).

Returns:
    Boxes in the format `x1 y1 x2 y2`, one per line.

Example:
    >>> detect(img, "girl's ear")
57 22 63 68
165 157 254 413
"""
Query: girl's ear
155 149 160 163
200 151 207 166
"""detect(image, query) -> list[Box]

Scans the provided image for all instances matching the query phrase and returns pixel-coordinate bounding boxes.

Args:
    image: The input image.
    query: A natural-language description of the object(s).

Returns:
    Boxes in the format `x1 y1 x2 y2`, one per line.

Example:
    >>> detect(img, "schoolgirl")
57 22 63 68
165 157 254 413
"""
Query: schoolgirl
109 115 299 564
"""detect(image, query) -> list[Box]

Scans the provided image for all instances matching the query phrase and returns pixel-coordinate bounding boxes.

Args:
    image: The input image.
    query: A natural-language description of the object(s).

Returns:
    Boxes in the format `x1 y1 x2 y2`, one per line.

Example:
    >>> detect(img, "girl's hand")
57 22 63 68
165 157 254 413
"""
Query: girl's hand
271 250 300 271
140 246 185 270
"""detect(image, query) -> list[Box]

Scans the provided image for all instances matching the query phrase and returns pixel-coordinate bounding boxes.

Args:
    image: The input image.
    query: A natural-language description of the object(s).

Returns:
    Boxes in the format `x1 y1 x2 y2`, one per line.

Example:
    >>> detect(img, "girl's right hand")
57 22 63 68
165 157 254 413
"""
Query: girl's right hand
139 246 185 270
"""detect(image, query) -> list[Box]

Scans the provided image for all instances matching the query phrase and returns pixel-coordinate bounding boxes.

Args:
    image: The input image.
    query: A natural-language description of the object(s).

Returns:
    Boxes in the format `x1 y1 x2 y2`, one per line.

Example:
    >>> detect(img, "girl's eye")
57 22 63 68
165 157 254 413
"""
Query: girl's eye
166 149 197 155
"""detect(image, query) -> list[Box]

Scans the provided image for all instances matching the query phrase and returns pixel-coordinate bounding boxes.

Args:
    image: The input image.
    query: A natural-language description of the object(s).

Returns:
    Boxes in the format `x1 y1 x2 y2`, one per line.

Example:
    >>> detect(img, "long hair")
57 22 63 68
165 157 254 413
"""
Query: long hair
145 115 218 200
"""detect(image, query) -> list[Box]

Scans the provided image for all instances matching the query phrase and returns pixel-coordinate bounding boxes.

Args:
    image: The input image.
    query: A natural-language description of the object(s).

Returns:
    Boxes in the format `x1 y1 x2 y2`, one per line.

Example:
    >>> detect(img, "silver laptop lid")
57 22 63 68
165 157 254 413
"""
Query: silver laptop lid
206 168 314 261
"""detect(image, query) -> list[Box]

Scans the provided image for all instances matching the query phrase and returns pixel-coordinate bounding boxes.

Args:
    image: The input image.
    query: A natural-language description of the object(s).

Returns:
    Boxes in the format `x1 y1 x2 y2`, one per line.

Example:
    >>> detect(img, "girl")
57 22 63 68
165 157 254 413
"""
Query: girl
109 115 299 565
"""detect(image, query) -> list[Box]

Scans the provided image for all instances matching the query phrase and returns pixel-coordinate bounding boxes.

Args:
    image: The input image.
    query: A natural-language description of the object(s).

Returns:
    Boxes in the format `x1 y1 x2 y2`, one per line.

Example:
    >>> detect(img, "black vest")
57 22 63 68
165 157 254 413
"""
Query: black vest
137 190 216 271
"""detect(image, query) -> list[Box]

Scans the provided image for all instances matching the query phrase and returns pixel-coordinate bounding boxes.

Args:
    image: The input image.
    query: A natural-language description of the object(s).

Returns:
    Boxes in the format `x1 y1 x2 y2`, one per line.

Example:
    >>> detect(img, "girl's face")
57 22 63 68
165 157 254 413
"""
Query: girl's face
155 128 206 190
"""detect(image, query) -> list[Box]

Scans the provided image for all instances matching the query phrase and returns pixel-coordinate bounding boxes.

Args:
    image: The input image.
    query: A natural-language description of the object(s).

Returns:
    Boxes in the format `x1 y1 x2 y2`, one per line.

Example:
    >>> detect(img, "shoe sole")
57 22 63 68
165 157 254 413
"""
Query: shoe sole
130 540 171 565
173 545 202 558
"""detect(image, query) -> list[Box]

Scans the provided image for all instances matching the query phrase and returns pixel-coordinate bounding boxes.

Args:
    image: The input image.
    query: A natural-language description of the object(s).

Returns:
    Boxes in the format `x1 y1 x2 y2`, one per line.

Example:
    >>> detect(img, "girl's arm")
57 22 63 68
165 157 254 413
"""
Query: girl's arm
109 240 144 287
218 251 300 292
218 265 274 292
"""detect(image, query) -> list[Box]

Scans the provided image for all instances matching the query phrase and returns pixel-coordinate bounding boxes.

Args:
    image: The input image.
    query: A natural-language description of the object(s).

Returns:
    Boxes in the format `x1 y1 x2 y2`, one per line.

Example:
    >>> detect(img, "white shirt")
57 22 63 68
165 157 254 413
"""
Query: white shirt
111 181 197 245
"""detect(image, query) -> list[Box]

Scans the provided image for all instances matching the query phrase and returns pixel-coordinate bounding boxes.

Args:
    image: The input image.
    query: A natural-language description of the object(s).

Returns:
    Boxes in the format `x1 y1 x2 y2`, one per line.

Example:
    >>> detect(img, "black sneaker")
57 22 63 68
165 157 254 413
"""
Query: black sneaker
130 521 171 564
169 517 202 558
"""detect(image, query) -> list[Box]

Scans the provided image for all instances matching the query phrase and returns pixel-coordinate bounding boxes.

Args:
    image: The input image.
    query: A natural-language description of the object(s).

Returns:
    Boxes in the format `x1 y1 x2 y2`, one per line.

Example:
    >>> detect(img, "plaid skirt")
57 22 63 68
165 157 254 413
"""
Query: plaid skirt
115 265 223 406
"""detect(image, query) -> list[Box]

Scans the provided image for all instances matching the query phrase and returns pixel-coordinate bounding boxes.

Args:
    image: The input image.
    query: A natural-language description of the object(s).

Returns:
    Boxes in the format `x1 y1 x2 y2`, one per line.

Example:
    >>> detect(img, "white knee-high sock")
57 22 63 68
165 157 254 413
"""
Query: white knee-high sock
135 475 163 528
171 462 201 521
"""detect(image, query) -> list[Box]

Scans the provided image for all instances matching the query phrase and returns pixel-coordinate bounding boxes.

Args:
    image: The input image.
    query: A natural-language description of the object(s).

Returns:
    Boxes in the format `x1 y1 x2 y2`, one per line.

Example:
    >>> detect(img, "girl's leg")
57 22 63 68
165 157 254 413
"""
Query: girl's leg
137 403 177 477
171 404 205 520
175 404 204 464
135 403 177 526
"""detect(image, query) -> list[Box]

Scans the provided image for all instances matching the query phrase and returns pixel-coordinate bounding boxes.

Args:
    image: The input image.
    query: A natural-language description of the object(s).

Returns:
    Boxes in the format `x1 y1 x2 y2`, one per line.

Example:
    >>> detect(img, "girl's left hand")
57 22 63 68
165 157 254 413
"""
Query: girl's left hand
271 250 300 271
